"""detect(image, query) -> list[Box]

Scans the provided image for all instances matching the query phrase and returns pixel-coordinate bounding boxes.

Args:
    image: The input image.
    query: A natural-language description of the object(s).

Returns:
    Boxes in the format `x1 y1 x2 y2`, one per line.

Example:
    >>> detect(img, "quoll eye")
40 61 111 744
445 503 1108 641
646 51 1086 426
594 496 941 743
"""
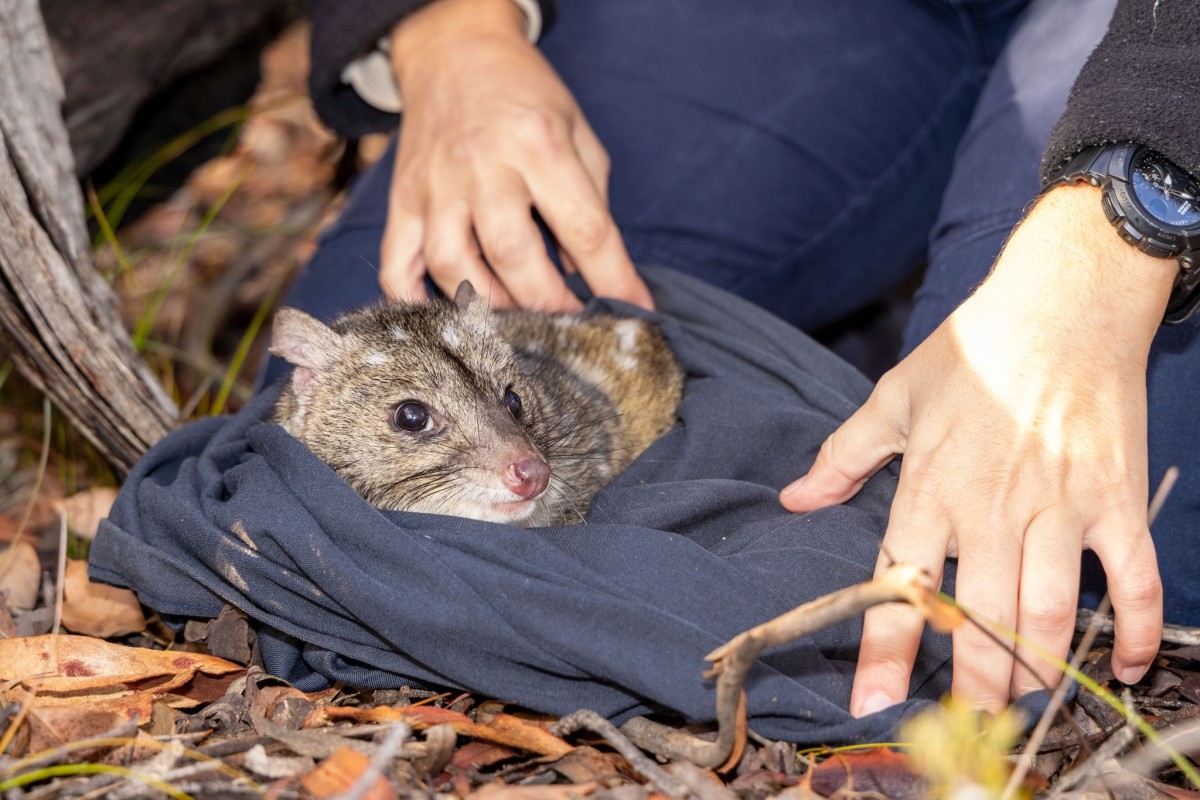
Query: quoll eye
503 387 523 421
391 401 431 433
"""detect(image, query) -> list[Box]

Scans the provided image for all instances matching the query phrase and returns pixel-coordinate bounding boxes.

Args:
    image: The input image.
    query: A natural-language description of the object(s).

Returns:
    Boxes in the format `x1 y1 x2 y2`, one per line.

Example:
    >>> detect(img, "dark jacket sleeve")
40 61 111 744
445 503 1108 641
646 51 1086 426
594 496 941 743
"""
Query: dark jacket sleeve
306 0 556 137
1041 0 1200 182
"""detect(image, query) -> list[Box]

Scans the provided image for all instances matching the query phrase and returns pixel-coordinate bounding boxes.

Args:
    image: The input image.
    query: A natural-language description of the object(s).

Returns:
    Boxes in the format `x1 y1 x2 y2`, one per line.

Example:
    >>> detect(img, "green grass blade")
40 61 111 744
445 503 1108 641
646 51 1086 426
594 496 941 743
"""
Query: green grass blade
132 164 252 351
210 277 283 416
0 763 194 799
92 95 300 234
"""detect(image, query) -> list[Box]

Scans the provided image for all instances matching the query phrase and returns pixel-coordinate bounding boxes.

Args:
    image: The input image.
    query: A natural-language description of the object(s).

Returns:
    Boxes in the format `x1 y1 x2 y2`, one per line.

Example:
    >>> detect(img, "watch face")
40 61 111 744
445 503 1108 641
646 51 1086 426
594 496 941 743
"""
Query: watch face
1131 149 1200 227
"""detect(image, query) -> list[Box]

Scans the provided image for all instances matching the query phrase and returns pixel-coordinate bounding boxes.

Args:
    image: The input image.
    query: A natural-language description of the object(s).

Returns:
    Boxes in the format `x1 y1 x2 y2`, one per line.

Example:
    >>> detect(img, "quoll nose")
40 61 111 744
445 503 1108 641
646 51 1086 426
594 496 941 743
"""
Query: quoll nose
505 457 550 500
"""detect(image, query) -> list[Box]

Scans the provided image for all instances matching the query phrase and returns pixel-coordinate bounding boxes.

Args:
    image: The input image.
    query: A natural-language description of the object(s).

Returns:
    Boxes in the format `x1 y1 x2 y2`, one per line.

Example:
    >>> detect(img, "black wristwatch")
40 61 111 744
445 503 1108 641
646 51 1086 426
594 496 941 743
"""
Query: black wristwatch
1044 142 1200 324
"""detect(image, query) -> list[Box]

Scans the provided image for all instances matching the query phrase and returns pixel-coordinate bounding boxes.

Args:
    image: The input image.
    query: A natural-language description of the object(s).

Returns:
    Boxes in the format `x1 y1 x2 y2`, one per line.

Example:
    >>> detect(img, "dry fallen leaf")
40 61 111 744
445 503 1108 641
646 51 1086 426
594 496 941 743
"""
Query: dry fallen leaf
60 559 146 638
24 706 128 754
0 634 245 722
449 741 521 771
808 748 925 799
0 634 242 689
0 540 42 611
319 705 573 758
300 746 397 800
53 487 119 541
546 746 624 784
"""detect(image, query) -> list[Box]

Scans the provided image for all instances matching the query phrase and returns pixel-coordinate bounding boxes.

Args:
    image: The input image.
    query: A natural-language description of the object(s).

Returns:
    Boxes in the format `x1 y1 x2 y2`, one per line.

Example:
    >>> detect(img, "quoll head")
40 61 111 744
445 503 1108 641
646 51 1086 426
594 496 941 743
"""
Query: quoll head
270 282 557 525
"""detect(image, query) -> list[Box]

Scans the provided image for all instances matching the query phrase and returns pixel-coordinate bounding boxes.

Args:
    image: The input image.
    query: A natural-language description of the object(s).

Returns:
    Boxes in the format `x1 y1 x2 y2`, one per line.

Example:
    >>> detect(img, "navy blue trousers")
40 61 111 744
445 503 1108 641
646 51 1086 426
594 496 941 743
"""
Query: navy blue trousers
281 0 1200 623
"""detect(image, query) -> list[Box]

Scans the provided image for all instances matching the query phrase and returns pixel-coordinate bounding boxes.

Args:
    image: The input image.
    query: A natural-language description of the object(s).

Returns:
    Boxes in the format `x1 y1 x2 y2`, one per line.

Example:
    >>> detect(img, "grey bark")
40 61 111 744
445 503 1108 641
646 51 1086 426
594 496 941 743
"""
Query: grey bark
0 0 180 474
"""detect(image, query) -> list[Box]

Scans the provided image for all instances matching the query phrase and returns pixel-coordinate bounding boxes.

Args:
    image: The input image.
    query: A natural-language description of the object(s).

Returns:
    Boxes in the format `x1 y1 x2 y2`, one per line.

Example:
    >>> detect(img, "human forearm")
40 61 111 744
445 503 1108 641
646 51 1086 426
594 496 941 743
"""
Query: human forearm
978 184 1175 349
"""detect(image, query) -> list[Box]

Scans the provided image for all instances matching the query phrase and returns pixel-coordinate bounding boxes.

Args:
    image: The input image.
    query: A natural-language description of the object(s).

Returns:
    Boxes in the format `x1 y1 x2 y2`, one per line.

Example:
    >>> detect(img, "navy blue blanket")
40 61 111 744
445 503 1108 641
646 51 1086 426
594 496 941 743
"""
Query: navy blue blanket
90 268 959 744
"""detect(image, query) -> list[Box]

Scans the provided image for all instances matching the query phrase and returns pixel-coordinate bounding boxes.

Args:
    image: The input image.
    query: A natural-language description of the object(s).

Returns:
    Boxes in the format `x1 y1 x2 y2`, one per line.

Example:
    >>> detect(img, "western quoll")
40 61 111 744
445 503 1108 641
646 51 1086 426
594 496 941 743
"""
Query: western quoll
270 282 684 526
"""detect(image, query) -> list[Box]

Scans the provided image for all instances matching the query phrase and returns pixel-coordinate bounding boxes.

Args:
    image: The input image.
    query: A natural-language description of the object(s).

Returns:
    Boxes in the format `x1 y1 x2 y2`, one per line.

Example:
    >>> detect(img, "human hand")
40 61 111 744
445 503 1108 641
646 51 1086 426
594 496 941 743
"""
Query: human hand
379 0 652 311
781 184 1173 713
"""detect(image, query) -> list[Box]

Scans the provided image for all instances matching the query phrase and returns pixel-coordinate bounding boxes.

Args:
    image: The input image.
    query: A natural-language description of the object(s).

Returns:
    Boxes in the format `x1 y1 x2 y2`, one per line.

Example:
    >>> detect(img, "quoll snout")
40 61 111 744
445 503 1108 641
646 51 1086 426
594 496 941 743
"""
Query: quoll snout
504 456 550 500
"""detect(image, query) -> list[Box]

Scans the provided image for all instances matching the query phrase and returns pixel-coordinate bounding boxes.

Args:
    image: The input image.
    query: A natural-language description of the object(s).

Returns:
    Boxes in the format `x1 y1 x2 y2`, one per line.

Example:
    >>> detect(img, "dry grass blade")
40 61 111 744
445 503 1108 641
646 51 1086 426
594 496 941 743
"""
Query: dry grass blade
338 723 410 800
8 397 51 549
1002 466 1180 800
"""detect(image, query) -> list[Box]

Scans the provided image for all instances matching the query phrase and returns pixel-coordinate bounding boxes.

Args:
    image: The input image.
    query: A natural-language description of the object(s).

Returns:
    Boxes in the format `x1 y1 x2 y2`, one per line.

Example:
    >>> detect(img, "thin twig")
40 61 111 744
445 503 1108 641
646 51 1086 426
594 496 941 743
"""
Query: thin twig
620 564 936 769
335 721 410 800
1119 716 1200 777
553 709 690 798
1044 691 1139 799
1000 594 1112 800
1076 608 1200 646
52 508 67 657
1001 467 1179 800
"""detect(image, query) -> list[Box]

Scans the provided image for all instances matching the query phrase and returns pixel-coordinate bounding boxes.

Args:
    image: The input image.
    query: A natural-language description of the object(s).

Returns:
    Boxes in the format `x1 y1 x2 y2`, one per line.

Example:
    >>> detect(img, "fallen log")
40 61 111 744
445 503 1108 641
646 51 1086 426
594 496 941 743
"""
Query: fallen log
0 0 180 474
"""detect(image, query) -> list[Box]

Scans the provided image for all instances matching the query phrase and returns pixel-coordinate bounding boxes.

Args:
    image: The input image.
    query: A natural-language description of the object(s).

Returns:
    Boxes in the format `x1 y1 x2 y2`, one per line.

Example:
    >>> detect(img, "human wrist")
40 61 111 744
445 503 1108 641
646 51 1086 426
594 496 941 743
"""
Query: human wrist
389 0 527 91
985 184 1176 346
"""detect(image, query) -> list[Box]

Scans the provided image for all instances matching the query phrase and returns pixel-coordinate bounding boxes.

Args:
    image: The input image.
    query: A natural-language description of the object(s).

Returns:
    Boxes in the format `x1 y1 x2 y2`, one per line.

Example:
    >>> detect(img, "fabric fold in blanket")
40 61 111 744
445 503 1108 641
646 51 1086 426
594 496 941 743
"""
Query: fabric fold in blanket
91 267 961 744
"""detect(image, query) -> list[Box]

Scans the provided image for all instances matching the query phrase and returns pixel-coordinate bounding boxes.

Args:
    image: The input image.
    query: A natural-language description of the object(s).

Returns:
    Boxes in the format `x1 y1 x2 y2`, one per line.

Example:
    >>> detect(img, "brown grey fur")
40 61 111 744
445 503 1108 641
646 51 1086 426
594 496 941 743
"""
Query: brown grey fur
269 283 683 526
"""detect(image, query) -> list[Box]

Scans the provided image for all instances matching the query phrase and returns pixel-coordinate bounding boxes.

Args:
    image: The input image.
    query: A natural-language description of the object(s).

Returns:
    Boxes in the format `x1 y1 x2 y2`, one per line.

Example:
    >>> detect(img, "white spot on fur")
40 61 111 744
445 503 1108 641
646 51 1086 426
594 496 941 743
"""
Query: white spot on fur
390 326 408 341
442 328 461 347
554 316 577 329
579 363 610 389
614 320 639 353
364 351 387 366
620 356 639 372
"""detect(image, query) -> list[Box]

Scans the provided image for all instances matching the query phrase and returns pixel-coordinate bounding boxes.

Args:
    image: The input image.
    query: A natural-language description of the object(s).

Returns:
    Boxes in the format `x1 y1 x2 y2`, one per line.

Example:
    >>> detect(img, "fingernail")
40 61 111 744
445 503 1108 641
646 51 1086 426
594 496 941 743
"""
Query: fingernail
1115 664 1149 685
857 691 897 717
781 477 806 497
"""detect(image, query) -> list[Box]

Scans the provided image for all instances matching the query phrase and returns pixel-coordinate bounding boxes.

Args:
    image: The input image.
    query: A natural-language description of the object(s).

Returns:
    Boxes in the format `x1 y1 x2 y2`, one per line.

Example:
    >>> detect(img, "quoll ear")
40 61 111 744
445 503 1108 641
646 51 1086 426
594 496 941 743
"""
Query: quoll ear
454 280 480 311
269 308 342 370
453 280 493 329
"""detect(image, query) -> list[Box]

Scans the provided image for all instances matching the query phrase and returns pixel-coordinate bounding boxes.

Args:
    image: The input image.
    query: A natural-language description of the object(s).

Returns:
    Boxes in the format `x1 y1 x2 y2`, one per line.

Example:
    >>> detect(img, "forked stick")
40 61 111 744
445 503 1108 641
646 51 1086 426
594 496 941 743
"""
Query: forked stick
616 563 942 769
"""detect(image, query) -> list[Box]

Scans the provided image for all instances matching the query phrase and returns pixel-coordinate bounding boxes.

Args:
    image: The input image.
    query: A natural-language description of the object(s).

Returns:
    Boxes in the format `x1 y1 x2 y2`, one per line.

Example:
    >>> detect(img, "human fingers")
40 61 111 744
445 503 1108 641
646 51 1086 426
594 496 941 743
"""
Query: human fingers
851 485 950 716
520 132 653 310
380 185 430 302
472 168 582 312
1009 509 1082 698
423 196 515 307
1089 514 1162 686
572 118 611 203
949 514 1021 712
780 373 909 512
556 122 610 279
